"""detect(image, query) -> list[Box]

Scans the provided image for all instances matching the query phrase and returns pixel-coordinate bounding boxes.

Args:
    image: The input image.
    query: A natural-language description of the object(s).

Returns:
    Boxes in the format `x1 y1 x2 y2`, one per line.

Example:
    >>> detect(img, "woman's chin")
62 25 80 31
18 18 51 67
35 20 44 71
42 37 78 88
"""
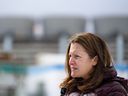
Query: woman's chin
71 74 79 78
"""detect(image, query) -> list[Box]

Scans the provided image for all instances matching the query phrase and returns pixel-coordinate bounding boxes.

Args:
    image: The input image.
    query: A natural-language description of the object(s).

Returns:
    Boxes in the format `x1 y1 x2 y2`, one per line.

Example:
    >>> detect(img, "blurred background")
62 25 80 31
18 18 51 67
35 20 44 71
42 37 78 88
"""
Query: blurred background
0 0 128 96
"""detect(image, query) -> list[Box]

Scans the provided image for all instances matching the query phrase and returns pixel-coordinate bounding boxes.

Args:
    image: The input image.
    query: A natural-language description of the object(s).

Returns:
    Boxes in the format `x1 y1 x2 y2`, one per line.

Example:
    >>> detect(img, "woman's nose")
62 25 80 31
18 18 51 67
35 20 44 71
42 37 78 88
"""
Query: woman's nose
69 57 75 65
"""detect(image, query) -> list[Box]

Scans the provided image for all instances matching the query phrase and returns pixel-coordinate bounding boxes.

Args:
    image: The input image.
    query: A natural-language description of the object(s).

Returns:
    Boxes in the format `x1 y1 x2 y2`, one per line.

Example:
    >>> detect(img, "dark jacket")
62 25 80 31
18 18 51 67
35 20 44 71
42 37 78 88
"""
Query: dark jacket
94 67 128 96
60 67 128 96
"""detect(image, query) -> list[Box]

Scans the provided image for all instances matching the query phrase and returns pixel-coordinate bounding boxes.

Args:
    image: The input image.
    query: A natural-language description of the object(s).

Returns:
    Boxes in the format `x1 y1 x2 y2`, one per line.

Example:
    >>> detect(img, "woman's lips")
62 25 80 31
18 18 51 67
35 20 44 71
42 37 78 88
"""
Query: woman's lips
70 66 79 71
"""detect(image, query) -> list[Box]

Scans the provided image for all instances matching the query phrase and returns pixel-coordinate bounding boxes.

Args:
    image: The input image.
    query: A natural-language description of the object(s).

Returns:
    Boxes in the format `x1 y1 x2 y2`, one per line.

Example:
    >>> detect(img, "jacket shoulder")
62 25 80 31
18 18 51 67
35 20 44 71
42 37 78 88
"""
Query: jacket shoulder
95 80 128 96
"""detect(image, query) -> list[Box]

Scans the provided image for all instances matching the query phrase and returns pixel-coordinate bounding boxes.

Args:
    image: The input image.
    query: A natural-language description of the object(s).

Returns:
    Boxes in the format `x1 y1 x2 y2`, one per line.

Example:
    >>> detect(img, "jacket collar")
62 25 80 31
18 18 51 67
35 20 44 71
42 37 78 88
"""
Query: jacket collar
103 66 117 81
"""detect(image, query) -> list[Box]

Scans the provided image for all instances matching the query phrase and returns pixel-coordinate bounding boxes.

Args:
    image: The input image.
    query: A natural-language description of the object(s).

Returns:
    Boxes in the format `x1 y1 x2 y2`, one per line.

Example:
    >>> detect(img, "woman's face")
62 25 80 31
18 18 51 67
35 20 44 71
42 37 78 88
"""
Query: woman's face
69 43 97 79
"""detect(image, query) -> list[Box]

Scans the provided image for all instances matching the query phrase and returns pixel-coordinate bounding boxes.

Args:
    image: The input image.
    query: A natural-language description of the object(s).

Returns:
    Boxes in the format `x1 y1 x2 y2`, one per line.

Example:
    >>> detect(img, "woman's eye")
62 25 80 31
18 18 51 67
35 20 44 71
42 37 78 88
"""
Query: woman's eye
69 54 81 59
74 55 80 59
69 54 71 58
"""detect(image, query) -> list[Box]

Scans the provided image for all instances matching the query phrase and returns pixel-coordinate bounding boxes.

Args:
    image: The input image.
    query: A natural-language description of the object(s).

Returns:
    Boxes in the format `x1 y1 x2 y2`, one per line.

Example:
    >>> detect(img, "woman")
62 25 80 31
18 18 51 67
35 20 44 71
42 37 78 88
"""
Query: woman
60 32 128 96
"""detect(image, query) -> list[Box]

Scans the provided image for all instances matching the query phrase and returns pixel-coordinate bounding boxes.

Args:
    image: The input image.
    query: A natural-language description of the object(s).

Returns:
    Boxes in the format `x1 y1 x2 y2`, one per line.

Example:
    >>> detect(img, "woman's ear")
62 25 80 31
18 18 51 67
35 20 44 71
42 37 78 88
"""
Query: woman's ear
92 56 98 66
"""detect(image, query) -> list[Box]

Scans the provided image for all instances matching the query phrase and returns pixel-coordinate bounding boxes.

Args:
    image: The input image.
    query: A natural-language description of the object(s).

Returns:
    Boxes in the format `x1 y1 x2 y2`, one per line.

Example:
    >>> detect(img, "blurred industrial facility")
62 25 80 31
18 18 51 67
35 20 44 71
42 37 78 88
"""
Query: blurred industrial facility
0 0 128 96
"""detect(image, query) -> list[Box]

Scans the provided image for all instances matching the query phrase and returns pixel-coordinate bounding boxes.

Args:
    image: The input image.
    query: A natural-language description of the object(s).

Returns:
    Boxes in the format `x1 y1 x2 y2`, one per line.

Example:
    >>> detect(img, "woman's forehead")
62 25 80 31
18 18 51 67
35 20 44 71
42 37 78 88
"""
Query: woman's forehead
69 43 86 53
